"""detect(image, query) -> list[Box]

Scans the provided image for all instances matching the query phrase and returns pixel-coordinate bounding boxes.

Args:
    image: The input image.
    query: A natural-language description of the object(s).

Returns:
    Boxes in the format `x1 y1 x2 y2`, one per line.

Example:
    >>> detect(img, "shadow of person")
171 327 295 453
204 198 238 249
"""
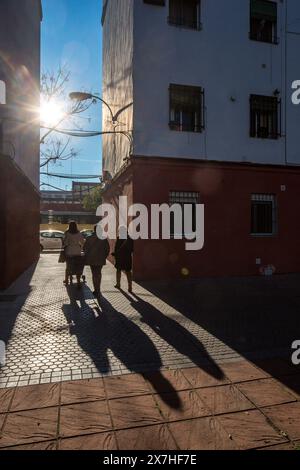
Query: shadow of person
122 291 225 381
62 286 182 409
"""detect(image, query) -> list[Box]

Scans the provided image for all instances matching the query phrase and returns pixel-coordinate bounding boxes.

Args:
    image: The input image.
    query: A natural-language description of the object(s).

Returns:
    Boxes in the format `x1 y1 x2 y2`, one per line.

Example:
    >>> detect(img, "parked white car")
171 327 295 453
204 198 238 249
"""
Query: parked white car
40 230 64 252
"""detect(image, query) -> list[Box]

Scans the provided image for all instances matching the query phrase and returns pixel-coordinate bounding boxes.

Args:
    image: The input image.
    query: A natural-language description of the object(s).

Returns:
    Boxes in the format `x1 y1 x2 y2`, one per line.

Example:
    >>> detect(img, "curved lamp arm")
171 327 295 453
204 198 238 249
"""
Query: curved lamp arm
69 92 115 123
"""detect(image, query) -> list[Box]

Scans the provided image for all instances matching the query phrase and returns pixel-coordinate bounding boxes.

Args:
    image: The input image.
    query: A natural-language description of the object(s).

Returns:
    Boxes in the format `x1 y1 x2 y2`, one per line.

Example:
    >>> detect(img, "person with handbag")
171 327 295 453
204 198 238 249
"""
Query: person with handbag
83 225 110 297
112 226 134 293
63 221 85 288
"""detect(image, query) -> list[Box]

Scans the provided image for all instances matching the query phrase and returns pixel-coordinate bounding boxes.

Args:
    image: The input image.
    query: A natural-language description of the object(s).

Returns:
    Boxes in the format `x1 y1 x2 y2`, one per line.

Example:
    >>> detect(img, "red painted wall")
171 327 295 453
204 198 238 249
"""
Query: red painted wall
0 155 40 289
103 157 300 281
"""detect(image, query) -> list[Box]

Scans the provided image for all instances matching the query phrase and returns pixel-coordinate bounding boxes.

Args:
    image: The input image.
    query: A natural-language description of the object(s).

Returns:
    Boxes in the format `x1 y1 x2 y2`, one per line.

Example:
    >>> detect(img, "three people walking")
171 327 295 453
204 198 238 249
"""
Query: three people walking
62 221 133 296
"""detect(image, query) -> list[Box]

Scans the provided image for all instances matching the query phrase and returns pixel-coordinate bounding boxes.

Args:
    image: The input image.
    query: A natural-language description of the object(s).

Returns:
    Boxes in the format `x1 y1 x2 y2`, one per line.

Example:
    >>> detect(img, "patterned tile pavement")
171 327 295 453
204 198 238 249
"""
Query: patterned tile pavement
0 253 299 389
0 364 300 450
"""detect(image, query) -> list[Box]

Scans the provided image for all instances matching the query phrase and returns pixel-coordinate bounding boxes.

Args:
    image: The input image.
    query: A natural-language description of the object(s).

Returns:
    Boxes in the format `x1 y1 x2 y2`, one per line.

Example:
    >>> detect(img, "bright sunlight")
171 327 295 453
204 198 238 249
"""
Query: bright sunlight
40 99 64 127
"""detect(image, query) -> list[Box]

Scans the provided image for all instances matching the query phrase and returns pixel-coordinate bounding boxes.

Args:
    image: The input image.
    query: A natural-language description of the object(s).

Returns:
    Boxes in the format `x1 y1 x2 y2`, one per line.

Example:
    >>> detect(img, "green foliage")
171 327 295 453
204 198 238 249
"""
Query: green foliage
83 186 103 212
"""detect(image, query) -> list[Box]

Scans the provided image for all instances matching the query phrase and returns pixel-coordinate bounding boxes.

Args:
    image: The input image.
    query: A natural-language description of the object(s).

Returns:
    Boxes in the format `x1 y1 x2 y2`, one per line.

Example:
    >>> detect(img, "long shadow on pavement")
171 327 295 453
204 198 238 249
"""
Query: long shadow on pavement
63 285 201 408
121 290 224 380
137 274 300 397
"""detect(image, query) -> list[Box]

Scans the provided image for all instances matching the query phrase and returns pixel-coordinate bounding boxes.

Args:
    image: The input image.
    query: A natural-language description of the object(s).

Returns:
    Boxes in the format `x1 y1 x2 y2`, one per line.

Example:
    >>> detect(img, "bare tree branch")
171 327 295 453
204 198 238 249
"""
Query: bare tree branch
40 65 92 169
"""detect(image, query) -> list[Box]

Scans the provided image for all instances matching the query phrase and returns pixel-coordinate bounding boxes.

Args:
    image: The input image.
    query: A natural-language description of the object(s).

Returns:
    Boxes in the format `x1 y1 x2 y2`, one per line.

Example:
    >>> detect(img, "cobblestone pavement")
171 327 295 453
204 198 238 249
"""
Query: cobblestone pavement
0 254 299 388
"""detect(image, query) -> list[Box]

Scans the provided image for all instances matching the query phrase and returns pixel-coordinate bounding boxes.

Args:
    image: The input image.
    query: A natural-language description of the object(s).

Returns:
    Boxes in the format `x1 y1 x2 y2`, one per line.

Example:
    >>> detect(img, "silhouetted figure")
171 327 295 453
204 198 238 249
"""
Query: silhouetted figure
83 225 110 297
63 221 85 288
112 226 134 293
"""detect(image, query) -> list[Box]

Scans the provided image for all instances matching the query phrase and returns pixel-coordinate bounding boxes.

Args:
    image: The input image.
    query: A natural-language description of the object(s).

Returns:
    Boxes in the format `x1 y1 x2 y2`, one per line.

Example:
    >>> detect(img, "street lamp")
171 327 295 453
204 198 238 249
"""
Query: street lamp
69 91 133 153
69 91 133 126
69 91 116 123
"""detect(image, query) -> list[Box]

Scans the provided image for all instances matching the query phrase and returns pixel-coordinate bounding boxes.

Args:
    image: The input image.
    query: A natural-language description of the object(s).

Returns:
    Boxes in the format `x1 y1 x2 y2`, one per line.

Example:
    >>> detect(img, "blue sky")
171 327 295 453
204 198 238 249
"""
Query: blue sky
41 0 103 190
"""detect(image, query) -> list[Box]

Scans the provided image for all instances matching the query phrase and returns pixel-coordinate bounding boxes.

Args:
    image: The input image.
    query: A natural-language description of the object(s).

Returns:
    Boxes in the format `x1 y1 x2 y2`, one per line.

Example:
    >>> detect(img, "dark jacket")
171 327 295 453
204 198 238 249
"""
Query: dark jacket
114 237 134 272
83 234 110 267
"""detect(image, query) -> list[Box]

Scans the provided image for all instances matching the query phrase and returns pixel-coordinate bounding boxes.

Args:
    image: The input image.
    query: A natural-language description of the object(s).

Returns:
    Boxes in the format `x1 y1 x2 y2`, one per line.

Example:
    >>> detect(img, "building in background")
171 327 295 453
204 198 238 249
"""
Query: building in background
40 182 100 227
102 0 300 281
0 0 42 289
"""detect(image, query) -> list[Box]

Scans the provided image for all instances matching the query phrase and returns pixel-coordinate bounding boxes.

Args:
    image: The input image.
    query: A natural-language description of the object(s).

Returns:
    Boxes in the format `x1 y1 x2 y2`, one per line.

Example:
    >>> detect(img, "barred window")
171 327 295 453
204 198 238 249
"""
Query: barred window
251 194 277 235
169 191 199 237
250 95 280 139
169 0 201 30
250 0 278 44
169 84 204 133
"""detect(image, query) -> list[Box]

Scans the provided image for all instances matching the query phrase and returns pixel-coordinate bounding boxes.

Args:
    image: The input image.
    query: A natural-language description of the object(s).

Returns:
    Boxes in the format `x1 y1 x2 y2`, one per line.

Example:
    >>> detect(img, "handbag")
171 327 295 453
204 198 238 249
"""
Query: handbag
58 248 66 263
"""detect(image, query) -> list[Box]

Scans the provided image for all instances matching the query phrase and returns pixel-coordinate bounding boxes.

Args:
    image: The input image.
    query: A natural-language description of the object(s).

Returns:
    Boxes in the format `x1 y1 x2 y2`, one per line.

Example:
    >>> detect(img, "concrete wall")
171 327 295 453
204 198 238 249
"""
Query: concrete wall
0 0 41 188
102 0 134 177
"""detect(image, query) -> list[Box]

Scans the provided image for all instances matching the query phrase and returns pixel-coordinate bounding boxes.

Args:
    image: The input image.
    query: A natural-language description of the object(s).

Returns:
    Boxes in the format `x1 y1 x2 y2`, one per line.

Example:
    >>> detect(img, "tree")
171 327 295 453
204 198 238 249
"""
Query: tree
40 65 92 168
83 186 104 212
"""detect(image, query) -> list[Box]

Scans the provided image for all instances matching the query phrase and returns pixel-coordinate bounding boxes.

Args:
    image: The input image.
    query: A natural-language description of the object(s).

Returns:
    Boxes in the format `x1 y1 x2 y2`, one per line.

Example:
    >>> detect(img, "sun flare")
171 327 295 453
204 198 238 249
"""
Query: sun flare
40 99 64 126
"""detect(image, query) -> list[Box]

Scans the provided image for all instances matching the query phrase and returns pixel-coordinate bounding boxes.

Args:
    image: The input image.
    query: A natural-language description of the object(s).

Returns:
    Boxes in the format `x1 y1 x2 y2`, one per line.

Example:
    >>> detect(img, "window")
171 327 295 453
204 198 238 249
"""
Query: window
251 194 277 236
169 84 204 133
41 232 52 238
169 0 201 30
250 94 280 139
250 0 278 44
169 191 199 237
53 232 64 239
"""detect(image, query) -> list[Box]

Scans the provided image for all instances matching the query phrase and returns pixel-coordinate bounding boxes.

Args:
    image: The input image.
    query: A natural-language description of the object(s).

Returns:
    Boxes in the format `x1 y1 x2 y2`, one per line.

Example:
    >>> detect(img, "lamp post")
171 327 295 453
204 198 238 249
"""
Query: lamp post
69 91 133 152
69 92 116 123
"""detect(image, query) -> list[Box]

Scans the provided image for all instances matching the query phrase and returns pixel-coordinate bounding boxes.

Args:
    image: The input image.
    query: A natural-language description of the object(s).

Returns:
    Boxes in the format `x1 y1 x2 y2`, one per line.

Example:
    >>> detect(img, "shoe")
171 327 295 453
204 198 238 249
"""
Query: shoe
128 288 133 294
93 290 101 297
114 285 121 289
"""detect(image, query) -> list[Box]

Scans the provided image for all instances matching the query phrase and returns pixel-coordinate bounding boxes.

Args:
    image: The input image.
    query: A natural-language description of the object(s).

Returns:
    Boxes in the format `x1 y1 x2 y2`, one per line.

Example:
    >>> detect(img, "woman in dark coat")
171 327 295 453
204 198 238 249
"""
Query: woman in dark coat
113 227 134 293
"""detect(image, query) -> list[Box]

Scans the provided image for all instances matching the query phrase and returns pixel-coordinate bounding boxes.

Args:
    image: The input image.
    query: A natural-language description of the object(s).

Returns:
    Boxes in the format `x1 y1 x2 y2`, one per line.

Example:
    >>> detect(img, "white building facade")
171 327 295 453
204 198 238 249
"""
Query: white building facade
102 0 300 281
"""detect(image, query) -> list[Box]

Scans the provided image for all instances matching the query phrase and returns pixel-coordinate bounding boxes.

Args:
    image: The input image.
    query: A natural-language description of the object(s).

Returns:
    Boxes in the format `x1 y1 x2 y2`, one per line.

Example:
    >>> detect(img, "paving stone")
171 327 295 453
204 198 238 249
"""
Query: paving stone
11 383 60 411
143 369 191 393
61 379 105 405
0 414 5 432
0 255 298 389
220 360 269 383
59 401 112 438
104 374 151 399
182 366 229 389
168 416 238 450
0 440 57 450
196 385 255 415
59 432 117 450
0 407 58 448
281 374 300 400
109 395 162 429
254 359 299 378
116 424 177 450
237 379 297 408
218 410 288 450
263 402 300 440
0 388 14 413
258 442 299 451
154 389 210 422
